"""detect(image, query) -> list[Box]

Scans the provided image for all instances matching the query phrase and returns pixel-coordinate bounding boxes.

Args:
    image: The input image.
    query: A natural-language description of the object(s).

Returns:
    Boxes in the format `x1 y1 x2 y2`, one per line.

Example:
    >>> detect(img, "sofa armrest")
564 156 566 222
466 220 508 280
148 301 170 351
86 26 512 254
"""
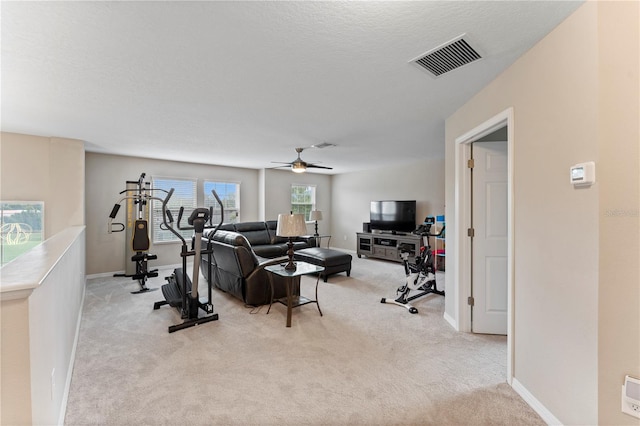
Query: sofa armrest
244 255 300 305
294 235 317 247
244 255 289 282
255 255 289 269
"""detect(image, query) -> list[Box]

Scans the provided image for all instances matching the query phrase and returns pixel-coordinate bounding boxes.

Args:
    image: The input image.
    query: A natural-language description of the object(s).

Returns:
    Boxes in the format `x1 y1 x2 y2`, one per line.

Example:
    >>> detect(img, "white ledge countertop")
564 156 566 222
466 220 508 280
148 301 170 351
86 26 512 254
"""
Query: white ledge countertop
0 226 85 301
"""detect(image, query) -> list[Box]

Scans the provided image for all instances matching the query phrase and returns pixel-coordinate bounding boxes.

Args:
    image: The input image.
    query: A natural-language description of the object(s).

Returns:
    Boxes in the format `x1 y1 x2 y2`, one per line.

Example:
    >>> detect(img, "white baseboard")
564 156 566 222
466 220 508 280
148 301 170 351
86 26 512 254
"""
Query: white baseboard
86 264 183 280
86 271 124 279
443 311 457 330
512 377 562 425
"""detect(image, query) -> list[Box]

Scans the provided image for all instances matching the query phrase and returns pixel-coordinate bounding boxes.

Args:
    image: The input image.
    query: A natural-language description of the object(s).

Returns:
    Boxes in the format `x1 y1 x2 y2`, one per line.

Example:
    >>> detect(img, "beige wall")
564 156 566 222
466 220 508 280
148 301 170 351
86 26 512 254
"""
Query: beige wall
445 2 639 424
1 133 86 424
85 153 333 275
85 153 261 275
85 152 443 274
331 158 445 252
597 1 640 425
262 168 332 235
1 132 85 237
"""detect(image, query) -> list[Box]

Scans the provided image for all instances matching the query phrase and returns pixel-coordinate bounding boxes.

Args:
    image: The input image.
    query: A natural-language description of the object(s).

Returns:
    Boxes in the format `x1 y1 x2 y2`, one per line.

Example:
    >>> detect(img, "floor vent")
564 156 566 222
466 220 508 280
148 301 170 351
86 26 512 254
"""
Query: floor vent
411 35 482 77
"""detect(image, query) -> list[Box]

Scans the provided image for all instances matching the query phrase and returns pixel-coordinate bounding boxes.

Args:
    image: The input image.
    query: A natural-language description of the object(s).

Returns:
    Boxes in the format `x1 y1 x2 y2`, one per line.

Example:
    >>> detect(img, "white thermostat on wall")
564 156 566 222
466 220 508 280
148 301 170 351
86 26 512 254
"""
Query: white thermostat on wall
570 161 596 187
622 375 640 418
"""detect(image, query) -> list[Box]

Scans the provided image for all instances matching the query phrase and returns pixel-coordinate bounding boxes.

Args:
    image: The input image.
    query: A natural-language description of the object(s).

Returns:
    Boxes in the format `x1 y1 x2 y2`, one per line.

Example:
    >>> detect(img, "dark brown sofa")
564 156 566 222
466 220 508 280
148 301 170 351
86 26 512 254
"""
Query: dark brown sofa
200 221 316 306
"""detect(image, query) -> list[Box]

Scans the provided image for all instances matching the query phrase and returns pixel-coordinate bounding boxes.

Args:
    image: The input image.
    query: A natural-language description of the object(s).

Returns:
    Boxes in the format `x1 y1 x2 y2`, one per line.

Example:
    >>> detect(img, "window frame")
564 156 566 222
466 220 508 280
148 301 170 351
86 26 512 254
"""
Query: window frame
203 180 241 224
290 184 316 222
0 200 45 266
151 176 197 244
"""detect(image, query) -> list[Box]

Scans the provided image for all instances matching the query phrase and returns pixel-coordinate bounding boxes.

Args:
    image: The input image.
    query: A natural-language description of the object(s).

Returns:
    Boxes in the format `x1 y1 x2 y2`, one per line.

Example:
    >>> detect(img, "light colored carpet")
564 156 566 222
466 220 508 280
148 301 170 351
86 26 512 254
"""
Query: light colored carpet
64 255 544 425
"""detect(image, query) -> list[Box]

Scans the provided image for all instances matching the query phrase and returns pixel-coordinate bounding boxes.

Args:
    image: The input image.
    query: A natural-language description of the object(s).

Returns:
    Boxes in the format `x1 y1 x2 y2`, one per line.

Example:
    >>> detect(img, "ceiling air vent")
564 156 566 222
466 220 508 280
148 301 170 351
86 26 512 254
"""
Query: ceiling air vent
410 35 482 77
310 142 335 149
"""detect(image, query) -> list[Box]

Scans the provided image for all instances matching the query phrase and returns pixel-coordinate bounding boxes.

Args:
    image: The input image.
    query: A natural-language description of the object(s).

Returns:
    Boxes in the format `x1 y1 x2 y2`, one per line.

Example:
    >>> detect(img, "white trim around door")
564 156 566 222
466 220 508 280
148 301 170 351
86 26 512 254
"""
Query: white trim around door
454 107 514 384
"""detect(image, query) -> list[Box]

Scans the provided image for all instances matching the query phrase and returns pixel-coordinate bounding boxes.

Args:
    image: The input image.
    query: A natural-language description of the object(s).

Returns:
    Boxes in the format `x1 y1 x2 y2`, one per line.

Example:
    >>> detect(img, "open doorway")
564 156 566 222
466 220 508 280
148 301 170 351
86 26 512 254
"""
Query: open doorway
454 108 514 383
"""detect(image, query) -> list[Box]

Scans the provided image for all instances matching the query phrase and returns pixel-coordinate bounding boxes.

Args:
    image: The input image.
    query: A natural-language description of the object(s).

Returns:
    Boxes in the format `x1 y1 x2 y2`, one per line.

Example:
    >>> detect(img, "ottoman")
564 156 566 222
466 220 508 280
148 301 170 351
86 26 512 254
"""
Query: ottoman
294 247 352 282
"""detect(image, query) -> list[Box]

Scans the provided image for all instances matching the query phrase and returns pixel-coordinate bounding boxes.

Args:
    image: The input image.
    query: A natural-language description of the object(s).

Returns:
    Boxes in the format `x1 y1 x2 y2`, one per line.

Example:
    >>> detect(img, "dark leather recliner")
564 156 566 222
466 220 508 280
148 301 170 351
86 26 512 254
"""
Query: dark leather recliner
208 220 316 258
200 230 300 306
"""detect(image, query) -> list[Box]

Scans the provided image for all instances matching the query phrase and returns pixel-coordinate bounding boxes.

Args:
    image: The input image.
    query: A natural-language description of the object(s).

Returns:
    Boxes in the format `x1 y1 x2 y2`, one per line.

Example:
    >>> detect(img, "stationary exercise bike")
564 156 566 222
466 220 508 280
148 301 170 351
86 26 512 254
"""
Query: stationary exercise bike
108 173 167 294
380 216 445 314
153 188 222 333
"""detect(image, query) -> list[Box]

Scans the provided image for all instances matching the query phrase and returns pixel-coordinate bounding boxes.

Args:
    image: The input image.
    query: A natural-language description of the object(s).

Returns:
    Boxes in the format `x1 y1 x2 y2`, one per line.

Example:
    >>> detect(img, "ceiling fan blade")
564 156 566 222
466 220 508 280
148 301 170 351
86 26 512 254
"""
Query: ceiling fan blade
271 147 334 172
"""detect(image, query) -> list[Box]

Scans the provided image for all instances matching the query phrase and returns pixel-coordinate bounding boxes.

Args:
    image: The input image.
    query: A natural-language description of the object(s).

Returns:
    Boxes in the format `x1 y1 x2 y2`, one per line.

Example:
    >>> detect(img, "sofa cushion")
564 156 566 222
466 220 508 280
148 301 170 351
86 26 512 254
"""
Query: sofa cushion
294 247 353 282
218 223 236 231
211 229 249 248
291 241 312 251
210 230 260 271
253 244 286 258
266 220 288 244
294 247 352 267
233 221 271 246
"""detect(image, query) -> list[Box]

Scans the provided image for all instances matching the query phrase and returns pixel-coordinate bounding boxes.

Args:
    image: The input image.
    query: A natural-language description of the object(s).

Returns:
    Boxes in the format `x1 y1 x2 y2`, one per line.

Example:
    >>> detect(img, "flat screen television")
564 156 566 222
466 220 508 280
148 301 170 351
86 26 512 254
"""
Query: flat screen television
370 200 416 233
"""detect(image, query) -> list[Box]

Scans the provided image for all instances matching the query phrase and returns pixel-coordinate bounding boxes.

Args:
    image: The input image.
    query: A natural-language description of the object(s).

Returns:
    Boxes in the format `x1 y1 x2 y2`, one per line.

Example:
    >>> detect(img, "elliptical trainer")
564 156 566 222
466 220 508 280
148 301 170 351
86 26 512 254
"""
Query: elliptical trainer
153 189 222 333
108 173 167 294
380 216 445 314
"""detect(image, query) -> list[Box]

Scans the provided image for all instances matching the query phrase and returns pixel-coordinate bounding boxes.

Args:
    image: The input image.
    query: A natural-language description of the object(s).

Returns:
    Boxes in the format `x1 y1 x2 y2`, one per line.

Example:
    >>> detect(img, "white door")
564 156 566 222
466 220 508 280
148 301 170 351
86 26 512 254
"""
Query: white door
472 141 508 334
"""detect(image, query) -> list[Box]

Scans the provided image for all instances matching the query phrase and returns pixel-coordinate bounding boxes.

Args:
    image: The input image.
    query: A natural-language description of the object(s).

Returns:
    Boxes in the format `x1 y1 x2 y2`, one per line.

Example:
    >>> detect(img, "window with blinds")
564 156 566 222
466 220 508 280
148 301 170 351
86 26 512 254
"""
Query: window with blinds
291 184 316 220
151 177 197 243
204 181 240 225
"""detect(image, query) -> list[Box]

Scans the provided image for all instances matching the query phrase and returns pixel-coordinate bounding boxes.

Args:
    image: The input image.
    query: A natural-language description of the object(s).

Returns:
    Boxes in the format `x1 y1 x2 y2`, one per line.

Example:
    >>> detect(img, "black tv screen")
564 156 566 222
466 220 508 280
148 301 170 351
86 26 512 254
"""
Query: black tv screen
370 200 416 232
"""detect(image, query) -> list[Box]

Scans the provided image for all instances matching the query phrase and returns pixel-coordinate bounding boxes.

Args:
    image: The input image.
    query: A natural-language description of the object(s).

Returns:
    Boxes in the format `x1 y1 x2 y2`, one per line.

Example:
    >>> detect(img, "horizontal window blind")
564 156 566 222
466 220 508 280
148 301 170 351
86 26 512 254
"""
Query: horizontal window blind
152 177 197 243
291 184 316 220
204 181 240 224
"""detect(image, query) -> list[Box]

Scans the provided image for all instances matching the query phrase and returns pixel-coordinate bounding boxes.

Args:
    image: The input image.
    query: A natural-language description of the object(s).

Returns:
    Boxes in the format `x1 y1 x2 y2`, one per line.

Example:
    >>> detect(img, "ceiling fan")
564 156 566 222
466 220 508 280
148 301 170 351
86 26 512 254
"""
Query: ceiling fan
271 147 333 173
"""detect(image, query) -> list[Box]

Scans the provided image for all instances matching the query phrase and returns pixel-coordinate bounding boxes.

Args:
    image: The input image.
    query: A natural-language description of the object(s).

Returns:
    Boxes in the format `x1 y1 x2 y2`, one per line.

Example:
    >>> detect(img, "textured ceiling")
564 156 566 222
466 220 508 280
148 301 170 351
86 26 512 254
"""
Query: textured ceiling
1 1 583 174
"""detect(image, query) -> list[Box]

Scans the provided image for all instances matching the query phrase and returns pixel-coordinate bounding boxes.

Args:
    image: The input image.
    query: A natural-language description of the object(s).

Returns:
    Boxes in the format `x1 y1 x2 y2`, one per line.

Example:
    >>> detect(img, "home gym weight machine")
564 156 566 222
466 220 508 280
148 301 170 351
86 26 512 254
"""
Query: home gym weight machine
108 173 166 294
153 188 223 333
381 216 445 314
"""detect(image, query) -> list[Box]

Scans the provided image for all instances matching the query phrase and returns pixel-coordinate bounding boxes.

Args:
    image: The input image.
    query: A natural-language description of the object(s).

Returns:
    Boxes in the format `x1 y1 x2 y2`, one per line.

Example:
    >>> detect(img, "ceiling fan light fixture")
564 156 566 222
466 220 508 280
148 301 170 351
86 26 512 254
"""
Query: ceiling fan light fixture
292 163 306 173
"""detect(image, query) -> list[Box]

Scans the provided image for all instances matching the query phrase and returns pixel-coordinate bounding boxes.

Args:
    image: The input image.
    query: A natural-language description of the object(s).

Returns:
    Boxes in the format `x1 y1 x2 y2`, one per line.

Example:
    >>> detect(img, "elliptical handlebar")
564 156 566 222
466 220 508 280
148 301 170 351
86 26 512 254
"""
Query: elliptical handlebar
161 189 225 244
208 190 224 242
161 188 186 244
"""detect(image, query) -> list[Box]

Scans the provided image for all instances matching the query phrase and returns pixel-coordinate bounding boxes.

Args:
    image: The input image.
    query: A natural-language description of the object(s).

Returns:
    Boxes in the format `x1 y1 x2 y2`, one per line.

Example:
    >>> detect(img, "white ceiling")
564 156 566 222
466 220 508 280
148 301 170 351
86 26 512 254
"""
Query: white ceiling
2 1 583 174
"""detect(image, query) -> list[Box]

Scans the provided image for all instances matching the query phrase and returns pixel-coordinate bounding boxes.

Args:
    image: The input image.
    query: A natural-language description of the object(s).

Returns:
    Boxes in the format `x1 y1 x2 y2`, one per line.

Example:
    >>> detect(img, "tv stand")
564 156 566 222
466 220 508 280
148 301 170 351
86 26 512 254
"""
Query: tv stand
356 232 421 263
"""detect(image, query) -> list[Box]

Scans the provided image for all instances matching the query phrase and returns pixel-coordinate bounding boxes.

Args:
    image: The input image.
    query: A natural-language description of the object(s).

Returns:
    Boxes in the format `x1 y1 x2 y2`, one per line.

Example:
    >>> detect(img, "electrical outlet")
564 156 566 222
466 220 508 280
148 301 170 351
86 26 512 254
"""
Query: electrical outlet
343 235 347 241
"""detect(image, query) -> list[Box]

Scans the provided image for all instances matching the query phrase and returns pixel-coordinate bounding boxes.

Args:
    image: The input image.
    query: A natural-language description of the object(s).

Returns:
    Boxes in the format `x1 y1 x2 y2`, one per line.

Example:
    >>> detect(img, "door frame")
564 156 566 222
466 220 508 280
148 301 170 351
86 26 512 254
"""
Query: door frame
454 107 514 383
